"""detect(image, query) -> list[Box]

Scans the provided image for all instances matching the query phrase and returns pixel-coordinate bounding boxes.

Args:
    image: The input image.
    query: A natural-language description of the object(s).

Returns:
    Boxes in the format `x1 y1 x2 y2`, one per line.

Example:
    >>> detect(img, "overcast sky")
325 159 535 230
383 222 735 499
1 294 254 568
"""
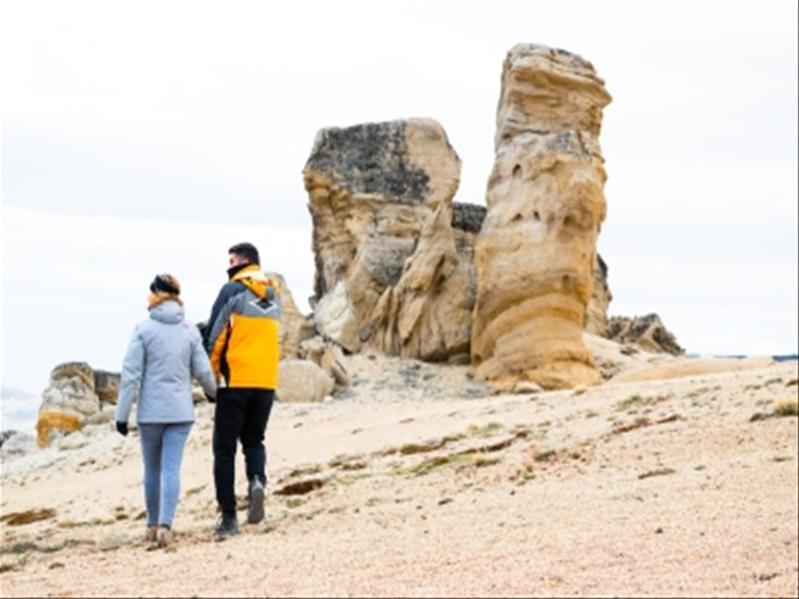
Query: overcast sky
1 0 797 402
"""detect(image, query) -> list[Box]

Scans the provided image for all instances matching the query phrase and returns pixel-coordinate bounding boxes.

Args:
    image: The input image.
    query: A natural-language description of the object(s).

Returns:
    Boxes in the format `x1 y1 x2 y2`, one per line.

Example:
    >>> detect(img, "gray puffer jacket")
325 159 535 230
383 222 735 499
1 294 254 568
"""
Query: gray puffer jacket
116 300 216 424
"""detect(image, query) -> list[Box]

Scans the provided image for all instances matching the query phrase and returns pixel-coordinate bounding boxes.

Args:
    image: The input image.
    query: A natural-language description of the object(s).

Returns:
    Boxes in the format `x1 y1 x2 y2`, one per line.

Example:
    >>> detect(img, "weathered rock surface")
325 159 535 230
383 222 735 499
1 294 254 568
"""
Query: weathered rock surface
299 337 351 388
277 359 335 403
607 313 684 355
450 202 614 342
0 430 36 459
271 273 315 359
471 44 612 389
93 370 120 404
304 118 472 362
314 280 361 353
36 362 101 447
585 255 612 336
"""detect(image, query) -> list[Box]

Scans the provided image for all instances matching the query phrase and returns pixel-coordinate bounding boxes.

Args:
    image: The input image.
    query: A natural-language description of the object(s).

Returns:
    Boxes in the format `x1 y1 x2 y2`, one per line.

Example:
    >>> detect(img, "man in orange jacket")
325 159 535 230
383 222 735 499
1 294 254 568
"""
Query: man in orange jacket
205 242 281 536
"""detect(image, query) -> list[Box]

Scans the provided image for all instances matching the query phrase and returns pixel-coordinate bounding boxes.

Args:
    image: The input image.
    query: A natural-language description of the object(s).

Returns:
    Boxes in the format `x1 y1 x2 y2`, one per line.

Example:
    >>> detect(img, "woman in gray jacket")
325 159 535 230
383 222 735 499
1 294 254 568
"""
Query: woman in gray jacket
116 274 216 548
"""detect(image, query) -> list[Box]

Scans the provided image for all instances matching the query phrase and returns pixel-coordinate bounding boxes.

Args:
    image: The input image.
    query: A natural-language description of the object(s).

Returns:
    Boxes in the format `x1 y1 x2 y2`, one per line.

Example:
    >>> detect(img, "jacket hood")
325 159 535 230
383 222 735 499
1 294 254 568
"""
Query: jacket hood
231 264 279 300
149 300 185 324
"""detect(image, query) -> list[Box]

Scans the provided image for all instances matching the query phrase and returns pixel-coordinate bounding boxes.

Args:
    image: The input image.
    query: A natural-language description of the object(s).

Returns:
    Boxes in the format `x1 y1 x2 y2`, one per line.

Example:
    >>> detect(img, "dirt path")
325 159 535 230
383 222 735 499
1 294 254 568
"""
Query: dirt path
1 360 797 597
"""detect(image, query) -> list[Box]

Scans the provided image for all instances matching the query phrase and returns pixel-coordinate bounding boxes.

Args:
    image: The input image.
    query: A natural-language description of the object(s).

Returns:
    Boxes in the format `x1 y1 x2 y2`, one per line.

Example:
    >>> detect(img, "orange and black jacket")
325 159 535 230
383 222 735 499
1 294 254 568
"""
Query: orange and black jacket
204 264 281 389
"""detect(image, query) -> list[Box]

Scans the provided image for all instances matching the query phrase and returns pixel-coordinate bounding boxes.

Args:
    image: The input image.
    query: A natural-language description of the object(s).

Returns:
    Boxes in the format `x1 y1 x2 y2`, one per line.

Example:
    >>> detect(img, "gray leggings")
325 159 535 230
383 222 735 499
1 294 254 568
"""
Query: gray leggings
138 422 192 528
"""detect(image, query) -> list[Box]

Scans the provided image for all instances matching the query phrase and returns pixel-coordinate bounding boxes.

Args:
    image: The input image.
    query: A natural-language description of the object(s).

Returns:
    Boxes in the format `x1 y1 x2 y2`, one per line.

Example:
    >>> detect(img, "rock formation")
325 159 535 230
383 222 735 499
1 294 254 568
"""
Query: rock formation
585 255 612 336
299 336 351 388
0 430 36 459
93 370 120 404
271 273 315 359
277 359 334 403
471 44 612 389
606 314 684 355
36 362 101 447
304 118 474 363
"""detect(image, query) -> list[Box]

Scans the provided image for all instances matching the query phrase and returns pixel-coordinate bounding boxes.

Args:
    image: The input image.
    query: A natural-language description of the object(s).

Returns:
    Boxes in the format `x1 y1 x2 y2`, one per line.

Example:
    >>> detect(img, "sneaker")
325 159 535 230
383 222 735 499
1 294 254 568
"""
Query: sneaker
214 512 239 537
144 525 158 543
247 478 265 524
156 526 174 548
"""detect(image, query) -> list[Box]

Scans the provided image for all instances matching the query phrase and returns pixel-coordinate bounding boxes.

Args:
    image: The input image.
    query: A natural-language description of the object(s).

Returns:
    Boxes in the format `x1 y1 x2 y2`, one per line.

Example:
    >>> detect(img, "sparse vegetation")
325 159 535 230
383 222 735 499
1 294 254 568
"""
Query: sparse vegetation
750 398 798 422
534 449 557 462
773 399 798 417
185 485 206 497
464 422 503 437
615 394 648 411
395 452 501 477
0 508 56 526
638 467 676 480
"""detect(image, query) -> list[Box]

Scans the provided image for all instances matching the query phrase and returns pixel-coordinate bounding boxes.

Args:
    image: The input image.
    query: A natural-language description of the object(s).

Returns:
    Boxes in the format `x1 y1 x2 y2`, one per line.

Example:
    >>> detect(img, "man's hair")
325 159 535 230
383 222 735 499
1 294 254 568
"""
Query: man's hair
228 242 260 265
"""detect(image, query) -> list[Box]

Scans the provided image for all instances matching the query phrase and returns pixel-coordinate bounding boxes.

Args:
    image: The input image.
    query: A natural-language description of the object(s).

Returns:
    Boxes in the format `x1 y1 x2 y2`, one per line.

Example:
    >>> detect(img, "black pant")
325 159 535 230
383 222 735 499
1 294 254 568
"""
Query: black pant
212 388 274 514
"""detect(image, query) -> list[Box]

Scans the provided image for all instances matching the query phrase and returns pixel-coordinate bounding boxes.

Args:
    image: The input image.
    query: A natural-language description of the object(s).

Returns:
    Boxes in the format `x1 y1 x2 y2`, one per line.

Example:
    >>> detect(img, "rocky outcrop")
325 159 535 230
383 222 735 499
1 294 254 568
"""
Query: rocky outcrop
304 118 472 362
606 314 684 355
471 44 612 389
585 255 612 336
0 430 36 459
272 273 315 359
36 362 102 447
93 370 120 404
368 202 475 364
299 337 351 388
277 359 335 403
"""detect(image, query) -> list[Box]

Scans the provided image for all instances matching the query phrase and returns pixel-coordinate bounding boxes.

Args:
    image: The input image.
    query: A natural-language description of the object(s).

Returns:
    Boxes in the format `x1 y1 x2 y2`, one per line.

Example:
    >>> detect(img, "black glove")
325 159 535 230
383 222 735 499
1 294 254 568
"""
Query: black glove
116 421 129 436
205 393 216 403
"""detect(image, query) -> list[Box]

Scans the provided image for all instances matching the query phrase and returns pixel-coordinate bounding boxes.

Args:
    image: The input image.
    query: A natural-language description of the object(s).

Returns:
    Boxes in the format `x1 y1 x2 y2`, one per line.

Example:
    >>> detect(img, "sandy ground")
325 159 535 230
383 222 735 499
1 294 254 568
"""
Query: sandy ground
1 349 797 597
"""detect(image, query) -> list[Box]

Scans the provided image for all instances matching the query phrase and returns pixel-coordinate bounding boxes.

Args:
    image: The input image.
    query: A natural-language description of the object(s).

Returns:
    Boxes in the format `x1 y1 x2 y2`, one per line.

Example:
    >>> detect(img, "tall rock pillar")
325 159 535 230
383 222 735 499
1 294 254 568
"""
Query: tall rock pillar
471 44 612 389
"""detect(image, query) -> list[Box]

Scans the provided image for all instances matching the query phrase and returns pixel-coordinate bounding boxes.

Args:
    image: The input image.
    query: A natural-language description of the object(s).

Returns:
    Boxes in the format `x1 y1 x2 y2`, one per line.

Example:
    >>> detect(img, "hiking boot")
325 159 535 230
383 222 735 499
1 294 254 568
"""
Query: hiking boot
214 512 239 537
247 478 265 524
144 525 158 543
156 526 174 548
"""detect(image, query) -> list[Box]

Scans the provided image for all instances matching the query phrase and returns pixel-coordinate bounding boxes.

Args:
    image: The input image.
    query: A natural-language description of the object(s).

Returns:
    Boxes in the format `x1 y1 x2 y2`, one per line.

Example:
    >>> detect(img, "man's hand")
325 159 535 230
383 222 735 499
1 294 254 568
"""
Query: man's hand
116 421 129 436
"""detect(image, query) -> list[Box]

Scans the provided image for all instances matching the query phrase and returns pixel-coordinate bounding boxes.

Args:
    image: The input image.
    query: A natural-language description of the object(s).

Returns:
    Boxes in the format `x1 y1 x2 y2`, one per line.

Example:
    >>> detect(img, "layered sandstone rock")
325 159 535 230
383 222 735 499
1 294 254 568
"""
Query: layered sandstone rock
36 362 101 447
304 118 472 362
472 44 612 389
607 313 684 355
271 273 314 359
585 255 612 336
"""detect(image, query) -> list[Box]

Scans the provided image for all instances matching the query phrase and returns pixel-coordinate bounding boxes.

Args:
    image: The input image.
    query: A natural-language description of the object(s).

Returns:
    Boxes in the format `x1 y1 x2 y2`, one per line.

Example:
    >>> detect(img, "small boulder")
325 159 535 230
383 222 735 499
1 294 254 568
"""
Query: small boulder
277 359 335 403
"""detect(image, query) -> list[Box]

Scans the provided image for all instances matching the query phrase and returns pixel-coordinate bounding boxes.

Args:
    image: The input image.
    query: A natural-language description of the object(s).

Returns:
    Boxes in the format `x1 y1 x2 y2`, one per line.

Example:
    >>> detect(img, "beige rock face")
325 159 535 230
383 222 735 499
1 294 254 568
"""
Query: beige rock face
584 255 612 336
299 336 351 388
36 362 101 447
606 313 684 355
304 118 471 362
276 359 335 403
93 370 120 404
271 273 314 359
472 44 612 390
